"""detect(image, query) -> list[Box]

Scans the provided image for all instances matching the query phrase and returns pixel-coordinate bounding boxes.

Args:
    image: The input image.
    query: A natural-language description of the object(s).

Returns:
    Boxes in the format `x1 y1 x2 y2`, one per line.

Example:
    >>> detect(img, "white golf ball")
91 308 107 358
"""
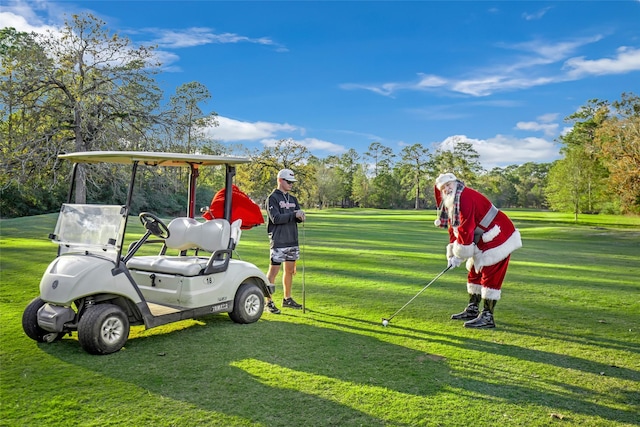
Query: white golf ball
382 319 389 327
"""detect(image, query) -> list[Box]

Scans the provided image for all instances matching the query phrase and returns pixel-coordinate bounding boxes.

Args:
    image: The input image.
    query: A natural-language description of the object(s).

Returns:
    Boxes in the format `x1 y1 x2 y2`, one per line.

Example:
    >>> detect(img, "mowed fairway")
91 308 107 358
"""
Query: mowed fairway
1 209 639 427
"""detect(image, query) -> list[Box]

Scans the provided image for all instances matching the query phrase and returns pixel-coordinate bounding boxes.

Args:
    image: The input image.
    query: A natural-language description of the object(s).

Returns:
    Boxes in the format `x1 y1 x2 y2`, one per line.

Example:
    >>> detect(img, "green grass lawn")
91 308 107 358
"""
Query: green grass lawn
1 209 639 427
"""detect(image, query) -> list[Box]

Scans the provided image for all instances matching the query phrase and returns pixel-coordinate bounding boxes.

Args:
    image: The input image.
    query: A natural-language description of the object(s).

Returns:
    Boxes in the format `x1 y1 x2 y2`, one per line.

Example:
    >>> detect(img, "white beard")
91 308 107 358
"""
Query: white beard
442 190 455 211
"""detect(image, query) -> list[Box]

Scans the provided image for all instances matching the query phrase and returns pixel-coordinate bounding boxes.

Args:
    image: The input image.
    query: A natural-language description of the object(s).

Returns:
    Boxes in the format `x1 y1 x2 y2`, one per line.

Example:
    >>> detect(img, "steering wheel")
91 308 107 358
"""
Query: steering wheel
138 212 170 239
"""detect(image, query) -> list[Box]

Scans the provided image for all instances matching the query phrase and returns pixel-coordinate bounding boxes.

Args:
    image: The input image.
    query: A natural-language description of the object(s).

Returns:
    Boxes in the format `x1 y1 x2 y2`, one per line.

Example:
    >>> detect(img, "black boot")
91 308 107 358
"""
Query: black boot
464 299 497 328
451 294 481 320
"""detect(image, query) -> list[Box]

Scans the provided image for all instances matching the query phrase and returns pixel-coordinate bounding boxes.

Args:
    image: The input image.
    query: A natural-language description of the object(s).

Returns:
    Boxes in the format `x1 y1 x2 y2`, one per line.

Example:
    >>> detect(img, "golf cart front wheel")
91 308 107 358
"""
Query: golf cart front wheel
22 297 51 342
229 282 264 324
78 303 130 355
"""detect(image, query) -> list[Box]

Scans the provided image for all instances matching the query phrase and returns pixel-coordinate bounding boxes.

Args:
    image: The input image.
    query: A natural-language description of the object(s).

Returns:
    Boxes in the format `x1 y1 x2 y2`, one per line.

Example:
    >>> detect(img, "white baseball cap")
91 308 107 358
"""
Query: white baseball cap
277 168 297 182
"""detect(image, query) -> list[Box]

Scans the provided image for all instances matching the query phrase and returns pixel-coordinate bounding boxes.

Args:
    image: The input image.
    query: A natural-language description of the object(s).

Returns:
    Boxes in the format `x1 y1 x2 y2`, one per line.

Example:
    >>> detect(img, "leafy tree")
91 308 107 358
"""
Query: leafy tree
510 162 550 209
559 99 610 213
595 92 640 214
337 149 360 207
351 163 372 208
370 172 402 209
476 167 518 208
364 141 395 177
161 81 225 204
168 81 219 153
545 150 593 221
0 28 70 216
430 137 483 187
363 142 396 207
312 157 343 208
397 143 430 209
237 139 313 207
2 14 163 204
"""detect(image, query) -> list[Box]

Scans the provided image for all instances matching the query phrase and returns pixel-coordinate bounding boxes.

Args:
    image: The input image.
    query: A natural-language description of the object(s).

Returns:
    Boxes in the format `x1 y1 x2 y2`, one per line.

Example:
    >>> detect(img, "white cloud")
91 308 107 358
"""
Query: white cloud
515 113 561 137
0 9 57 34
452 75 558 96
522 6 553 21
147 27 285 50
416 73 448 88
498 36 603 71
342 35 636 98
154 50 182 71
560 126 573 136
437 134 560 169
205 116 299 142
564 46 640 77
261 138 346 153
340 73 447 97
205 117 346 154
1 4 286 80
537 113 559 123
481 134 559 167
339 82 399 97
515 121 559 137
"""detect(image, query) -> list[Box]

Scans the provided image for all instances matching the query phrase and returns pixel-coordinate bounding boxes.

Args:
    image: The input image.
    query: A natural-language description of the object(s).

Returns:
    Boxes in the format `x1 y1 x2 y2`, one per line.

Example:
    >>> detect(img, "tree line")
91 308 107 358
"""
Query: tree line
1 14 639 219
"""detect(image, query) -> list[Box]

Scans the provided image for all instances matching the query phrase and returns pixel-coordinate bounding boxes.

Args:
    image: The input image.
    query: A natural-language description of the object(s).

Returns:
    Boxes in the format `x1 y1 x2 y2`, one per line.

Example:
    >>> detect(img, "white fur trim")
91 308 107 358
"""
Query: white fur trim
453 241 475 259
465 257 474 271
473 230 522 271
467 283 482 295
482 224 501 243
446 243 454 259
482 287 501 300
435 173 457 190
468 245 482 271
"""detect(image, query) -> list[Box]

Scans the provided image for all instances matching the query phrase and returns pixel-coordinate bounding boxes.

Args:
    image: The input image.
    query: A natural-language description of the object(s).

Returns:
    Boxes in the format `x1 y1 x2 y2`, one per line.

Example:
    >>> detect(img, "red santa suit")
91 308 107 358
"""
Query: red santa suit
434 183 522 301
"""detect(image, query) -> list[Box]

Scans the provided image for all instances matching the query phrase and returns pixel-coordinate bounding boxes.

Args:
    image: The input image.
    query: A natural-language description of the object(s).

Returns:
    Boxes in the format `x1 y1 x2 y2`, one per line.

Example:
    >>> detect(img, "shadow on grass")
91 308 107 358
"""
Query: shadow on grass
306 309 640 425
40 309 639 426
504 322 639 353
41 317 452 426
309 308 640 379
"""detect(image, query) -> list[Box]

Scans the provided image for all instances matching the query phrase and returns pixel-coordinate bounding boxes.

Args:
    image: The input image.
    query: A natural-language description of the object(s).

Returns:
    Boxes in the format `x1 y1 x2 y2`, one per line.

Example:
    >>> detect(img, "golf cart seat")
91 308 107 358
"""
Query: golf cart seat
126 218 242 276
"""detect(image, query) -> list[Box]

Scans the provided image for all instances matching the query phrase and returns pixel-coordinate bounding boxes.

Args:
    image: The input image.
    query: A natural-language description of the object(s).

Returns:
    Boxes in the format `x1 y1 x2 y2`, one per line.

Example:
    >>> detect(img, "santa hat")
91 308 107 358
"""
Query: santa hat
433 173 457 227
433 184 444 227
435 173 458 190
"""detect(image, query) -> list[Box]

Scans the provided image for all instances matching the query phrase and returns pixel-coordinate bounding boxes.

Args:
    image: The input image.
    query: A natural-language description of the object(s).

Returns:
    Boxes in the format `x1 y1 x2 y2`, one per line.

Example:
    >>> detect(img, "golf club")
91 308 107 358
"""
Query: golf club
301 220 306 314
382 265 451 327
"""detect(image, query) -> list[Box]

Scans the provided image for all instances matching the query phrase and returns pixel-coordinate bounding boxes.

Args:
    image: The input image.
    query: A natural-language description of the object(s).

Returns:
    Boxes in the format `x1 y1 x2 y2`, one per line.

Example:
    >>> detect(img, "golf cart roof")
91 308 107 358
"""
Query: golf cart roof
59 151 251 167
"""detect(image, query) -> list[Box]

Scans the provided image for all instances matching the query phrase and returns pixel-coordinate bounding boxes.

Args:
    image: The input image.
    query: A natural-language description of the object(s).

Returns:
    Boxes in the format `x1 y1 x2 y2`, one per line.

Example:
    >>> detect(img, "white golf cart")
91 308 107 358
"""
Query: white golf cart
22 151 274 355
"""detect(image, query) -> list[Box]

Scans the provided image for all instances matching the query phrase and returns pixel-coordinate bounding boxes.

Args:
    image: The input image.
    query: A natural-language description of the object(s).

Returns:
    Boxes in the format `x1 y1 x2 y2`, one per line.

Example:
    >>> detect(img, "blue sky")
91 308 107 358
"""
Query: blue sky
3 1 640 169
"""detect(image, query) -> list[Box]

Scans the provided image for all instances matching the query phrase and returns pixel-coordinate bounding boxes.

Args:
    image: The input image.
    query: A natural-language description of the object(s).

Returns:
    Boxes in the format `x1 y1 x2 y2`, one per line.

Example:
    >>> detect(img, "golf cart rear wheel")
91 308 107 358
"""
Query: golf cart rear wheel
78 303 130 355
229 282 264 324
22 297 51 342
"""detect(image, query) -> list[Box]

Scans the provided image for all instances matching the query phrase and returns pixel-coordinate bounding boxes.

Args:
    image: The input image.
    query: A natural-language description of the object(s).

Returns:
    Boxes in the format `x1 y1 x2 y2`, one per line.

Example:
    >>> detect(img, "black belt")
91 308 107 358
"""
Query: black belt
474 205 499 243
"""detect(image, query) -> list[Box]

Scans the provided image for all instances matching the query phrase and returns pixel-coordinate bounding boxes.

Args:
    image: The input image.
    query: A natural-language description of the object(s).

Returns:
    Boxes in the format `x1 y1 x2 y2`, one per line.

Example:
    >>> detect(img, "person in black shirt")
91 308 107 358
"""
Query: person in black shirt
264 168 306 313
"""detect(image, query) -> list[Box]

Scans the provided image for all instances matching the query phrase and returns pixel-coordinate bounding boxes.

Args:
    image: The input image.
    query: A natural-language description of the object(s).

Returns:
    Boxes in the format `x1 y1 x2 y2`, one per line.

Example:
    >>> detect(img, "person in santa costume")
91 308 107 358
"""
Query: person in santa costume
434 173 522 328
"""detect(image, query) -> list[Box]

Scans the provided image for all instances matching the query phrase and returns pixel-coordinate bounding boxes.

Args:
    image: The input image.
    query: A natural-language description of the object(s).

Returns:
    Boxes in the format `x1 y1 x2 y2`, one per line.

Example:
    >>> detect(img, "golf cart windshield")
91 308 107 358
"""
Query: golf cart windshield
52 204 127 259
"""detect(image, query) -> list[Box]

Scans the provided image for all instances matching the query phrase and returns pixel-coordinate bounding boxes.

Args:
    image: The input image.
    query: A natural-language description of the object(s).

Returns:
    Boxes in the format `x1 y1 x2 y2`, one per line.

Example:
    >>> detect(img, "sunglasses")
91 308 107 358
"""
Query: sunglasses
284 179 295 185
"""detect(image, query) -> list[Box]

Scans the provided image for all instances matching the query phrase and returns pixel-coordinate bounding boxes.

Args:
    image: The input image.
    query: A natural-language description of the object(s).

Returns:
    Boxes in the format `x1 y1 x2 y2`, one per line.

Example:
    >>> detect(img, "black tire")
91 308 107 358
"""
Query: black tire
22 297 49 342
229 282 264 324
78 304 130 355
